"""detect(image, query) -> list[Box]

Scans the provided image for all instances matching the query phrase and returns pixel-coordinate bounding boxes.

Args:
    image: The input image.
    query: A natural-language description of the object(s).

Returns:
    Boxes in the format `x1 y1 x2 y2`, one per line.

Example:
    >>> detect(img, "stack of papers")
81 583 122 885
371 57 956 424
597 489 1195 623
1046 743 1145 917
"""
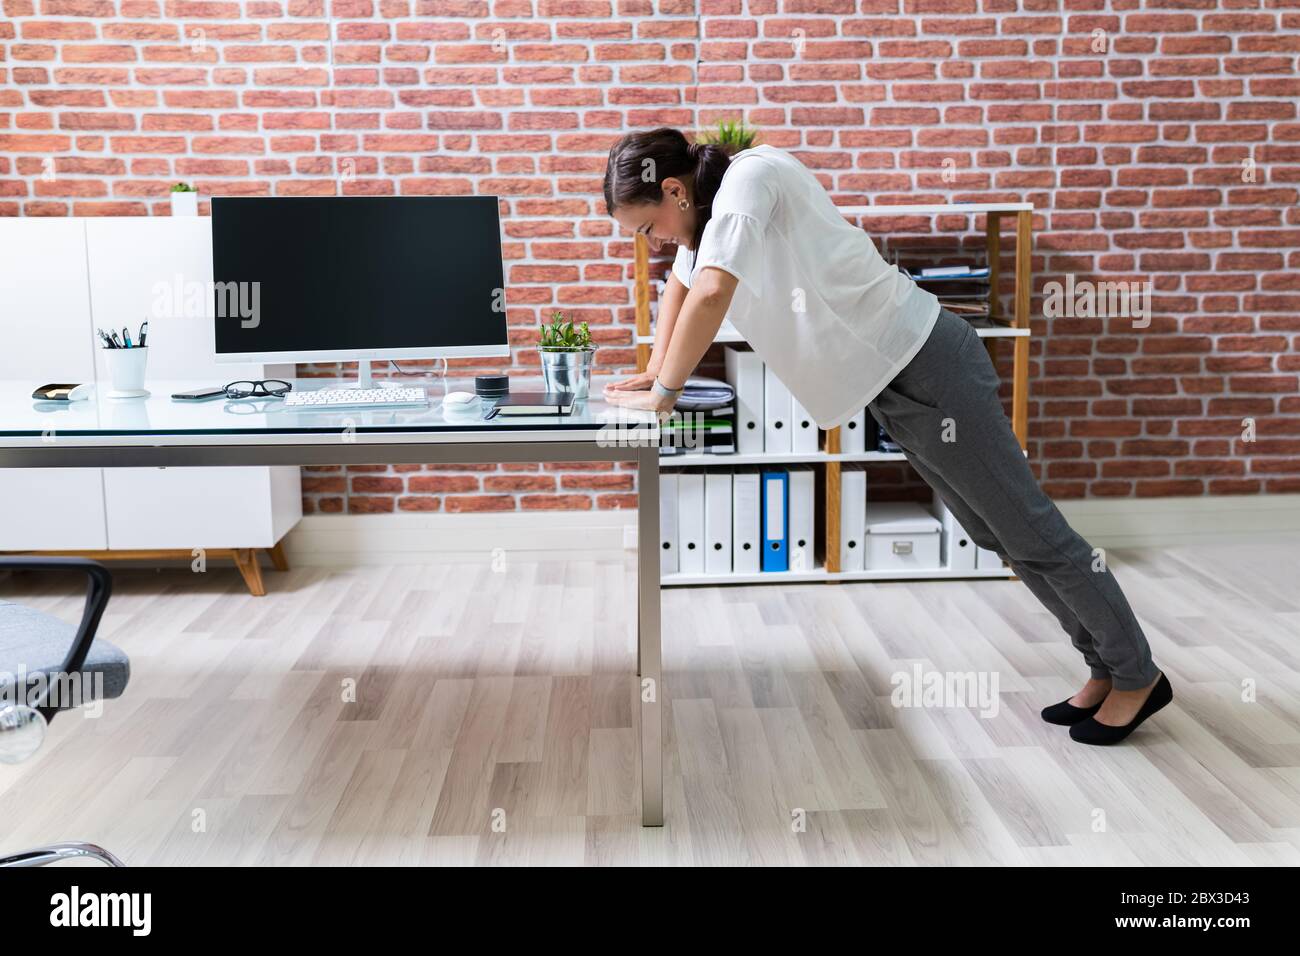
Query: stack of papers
674 376 735 412
919 265 990 279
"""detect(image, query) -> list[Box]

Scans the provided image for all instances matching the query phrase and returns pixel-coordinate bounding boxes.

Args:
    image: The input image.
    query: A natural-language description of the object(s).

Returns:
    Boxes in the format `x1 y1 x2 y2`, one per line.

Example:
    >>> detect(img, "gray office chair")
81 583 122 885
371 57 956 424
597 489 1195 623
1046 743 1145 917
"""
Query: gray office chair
0 557 129 867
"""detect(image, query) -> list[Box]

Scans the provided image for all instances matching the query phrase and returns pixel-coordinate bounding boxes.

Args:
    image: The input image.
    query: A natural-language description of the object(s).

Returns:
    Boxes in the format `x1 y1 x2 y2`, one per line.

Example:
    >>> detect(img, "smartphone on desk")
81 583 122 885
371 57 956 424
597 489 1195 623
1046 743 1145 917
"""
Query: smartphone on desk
172 387 227 402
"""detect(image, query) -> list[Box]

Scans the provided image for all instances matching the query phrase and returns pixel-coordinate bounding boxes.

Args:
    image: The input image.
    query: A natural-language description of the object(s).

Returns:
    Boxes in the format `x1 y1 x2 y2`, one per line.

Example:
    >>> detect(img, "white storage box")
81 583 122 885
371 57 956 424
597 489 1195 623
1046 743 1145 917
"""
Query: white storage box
864 502 942 571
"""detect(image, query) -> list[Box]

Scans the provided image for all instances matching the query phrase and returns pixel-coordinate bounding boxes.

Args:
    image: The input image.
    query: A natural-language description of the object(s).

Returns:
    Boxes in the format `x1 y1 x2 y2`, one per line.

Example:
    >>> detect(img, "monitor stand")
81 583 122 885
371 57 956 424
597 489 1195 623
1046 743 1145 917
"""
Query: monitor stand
338 360 404 390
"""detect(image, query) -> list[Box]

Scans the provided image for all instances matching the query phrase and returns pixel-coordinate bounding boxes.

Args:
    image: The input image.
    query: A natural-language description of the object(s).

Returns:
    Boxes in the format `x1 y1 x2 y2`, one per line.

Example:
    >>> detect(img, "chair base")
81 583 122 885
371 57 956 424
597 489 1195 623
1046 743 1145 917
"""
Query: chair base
0 842 125 867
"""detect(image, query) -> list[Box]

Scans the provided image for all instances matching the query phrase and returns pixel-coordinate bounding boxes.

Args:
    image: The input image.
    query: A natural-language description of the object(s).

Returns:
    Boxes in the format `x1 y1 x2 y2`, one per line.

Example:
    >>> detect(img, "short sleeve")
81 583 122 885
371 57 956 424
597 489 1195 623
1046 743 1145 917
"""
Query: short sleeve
711 151 779 223
689 151 778 294
692 211 765 296
670 243 694 289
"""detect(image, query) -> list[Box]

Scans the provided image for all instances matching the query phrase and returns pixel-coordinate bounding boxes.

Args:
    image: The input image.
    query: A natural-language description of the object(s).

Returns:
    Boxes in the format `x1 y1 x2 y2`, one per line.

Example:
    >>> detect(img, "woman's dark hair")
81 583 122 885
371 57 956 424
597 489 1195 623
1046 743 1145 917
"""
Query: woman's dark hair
603 127 731 252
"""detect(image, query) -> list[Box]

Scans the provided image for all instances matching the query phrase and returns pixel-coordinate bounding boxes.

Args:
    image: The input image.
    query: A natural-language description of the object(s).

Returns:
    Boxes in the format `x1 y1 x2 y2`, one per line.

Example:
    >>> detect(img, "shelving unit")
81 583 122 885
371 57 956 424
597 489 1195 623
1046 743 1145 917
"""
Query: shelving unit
663 566 1024 587
633 318 1030 347
633 202 1034 587
660 450 908 467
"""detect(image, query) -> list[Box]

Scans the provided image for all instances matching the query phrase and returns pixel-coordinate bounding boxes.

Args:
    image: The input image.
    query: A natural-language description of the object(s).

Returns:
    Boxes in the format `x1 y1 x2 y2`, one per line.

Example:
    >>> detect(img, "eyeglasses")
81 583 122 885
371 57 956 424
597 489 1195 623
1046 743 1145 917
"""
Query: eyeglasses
224 379 292 400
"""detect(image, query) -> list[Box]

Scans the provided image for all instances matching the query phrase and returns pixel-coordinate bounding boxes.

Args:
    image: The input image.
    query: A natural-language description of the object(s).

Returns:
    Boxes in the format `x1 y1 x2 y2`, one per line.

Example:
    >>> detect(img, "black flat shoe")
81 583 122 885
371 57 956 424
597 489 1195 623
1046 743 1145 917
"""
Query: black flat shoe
1069 673 1173 745
1040 698 1104 726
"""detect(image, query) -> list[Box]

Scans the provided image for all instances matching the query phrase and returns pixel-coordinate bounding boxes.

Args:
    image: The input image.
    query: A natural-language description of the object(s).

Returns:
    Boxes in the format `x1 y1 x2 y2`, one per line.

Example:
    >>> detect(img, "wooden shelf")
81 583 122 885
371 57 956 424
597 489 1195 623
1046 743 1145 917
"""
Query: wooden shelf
664 567 829 586
967 320 1031 338
663 565 1015 587
633 201 1035 585
659 450 906 467
635 321 1028 346
837 202 1034 216
636 323 744 345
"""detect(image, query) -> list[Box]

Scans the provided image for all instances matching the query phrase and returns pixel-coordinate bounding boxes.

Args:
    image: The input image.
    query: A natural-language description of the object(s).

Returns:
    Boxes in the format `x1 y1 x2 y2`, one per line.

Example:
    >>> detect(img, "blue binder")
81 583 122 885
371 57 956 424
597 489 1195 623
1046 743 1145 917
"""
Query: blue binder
761 469 788 572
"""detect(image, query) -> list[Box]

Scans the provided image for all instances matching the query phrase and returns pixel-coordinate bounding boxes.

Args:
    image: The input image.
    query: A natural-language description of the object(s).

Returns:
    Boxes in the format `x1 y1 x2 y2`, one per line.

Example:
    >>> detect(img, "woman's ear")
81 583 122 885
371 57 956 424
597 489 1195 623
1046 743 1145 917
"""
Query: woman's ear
660 176 686 205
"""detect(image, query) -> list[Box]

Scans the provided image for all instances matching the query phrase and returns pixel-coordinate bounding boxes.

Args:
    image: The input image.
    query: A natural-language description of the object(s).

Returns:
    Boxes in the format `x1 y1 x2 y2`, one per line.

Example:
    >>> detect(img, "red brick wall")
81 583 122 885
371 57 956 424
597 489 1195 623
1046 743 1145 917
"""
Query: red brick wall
3 0 1298 512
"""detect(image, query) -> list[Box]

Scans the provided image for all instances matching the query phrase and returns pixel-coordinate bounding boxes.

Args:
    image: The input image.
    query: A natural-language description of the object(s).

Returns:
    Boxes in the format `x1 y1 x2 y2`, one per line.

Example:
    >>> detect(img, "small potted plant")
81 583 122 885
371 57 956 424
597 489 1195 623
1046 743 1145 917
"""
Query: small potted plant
170 182 198 216
537 310 595 399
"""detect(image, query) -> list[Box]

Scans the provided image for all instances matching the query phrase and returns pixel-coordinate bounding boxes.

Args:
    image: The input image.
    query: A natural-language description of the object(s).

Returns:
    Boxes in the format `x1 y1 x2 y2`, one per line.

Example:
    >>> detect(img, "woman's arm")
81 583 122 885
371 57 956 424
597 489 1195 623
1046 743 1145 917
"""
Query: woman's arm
657 267 736 388
605 266 738 413
606 271 689 392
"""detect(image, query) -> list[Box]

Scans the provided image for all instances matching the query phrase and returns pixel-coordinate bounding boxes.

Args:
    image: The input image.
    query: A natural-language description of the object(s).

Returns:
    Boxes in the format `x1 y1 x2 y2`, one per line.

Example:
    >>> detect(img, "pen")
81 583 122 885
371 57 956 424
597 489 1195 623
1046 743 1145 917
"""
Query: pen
138 320 148 347
110 330 123 348
122 327 133 348
97 329 117 349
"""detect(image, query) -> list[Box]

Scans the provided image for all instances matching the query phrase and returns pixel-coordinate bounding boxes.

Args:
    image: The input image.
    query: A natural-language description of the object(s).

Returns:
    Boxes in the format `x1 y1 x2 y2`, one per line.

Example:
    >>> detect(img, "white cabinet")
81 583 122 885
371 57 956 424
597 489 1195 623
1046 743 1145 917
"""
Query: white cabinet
0 470 108 550
0 219 98 383
103 466 301 550
0 218 301 585
0 219 108 549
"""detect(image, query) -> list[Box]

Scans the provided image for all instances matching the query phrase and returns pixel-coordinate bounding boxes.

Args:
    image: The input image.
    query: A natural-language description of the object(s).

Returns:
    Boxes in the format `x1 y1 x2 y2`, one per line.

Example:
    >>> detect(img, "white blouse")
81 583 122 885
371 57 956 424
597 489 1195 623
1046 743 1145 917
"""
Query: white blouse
672 144 939 429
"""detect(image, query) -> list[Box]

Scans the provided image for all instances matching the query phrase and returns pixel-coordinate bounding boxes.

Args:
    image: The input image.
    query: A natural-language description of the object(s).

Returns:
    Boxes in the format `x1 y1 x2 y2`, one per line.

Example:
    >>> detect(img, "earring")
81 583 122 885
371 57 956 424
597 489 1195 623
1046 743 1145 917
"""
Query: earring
678 198 689 210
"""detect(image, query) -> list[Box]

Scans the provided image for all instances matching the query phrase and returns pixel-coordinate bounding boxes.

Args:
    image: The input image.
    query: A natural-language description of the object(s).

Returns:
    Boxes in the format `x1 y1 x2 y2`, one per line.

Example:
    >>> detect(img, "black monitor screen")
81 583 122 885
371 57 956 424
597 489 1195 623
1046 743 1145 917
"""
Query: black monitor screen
211 196 509 359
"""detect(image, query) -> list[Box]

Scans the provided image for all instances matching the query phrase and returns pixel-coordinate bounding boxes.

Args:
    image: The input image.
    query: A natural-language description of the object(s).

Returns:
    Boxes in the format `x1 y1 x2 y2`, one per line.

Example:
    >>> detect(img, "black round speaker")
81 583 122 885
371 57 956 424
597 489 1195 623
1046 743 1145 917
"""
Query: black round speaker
474 374 510 397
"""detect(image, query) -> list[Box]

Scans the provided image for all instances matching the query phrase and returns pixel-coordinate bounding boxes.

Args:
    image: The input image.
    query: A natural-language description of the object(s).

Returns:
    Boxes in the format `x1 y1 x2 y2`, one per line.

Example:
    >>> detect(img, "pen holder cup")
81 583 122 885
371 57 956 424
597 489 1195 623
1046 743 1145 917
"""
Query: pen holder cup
104 346 150 399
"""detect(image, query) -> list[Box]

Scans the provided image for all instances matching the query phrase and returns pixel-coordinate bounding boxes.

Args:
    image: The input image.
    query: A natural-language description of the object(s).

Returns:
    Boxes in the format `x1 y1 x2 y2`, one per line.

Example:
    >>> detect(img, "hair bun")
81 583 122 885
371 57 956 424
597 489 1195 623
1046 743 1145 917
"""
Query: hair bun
601 126 732 252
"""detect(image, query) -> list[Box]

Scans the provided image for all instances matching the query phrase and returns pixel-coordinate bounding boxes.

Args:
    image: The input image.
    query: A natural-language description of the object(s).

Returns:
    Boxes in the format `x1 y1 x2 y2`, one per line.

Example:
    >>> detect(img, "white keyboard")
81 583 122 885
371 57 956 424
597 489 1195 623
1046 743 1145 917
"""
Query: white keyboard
283 386 429 410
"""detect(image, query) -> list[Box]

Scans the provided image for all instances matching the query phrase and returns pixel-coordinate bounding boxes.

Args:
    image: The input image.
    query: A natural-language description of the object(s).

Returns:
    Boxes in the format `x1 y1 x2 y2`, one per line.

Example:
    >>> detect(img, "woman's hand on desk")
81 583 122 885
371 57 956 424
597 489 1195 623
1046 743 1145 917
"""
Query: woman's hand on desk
604 368 659 392
603 384 676 419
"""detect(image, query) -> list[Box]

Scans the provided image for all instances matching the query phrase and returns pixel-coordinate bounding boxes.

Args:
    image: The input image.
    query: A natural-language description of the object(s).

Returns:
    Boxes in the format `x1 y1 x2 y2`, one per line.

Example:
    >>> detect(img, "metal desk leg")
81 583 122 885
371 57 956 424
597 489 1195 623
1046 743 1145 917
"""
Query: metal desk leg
636 443 663 827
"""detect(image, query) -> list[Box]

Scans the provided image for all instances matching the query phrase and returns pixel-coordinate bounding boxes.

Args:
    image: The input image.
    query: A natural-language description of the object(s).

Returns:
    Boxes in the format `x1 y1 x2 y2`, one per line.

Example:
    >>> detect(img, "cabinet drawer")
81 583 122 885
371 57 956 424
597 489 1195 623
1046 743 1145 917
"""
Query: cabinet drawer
104 466 297 550
0 469 108 550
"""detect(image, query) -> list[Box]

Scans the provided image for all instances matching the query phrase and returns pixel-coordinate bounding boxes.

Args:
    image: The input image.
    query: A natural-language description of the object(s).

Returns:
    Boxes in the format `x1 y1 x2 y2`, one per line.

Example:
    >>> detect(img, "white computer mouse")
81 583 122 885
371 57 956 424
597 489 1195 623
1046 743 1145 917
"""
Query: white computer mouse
443 390 478 405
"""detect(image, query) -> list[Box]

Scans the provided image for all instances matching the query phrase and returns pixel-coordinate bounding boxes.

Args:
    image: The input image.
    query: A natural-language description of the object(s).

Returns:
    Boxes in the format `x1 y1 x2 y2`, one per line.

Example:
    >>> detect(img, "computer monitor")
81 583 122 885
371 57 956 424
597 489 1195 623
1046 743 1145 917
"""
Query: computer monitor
211 196 510 385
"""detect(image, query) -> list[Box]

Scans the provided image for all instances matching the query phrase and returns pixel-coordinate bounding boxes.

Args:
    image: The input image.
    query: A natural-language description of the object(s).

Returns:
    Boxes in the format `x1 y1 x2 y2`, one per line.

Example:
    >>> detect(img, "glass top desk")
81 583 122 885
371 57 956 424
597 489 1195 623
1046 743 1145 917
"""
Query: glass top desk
0 376 665 827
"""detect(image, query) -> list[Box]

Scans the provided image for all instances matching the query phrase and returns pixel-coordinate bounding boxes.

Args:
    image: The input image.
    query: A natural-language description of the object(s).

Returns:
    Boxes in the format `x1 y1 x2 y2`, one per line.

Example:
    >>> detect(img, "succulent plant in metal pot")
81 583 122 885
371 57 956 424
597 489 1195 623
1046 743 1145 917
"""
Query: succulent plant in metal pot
537 311 595 400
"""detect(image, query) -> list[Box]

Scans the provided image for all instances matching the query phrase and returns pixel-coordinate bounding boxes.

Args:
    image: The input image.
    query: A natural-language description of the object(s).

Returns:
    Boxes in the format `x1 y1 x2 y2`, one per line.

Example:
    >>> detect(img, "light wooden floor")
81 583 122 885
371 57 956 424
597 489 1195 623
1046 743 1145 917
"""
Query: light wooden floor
2 541 1299 866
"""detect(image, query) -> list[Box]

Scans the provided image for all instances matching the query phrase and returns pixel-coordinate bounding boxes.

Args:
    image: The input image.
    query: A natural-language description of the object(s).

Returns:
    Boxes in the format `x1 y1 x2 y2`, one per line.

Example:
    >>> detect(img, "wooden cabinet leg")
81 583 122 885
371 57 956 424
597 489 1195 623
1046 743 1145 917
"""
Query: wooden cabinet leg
232 548 266 596
267 540 289 572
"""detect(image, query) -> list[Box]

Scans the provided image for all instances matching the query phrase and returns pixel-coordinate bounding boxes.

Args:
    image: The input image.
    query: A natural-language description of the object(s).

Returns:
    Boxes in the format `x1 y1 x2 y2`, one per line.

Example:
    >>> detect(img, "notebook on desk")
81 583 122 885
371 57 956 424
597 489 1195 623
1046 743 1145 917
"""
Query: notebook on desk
487 391 576 417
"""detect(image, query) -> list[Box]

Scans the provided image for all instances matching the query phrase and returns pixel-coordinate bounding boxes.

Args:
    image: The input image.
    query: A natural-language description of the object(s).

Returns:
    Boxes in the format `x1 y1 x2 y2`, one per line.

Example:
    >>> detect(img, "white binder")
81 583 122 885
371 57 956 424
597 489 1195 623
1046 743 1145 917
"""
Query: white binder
788 465 816 572
725 346 764 454
840 464 866 571
677 469 705 574
791 395 819 453
704 470 733 574
732 467 761 574
659 473 679 575
931 490 976 570
841 407 867 454
763 365 792 453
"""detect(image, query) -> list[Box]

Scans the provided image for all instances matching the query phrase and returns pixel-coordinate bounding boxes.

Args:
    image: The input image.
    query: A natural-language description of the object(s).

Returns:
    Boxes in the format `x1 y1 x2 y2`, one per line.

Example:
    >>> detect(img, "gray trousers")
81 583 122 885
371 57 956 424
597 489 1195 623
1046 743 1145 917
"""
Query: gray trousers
867 308 1160 691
